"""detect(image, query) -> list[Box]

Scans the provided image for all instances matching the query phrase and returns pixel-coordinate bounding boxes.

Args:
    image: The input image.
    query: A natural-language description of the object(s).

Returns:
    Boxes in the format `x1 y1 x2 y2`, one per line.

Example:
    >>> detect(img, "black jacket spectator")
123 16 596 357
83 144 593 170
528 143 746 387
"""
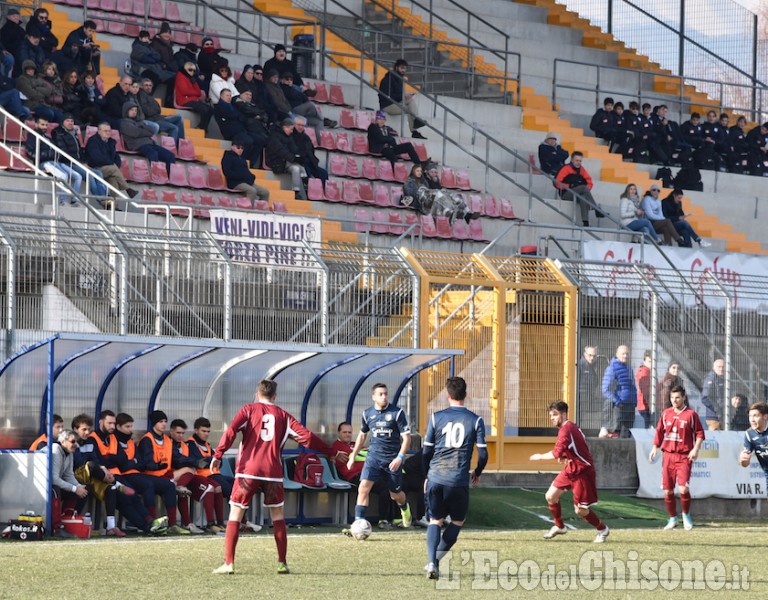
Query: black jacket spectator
150 33 175 72
52 122 85 164
17 36 46 73
378 69 404 109
589 107 615 140
26 11 58 57
85 132 121 169
23 128 56 163
279 81 310 109
366 116 421 167
293 127 319 170
265 124 300 173
1 13 26 63
62 24 99 73
538 140 569 177
214 98 250 141
197 37 228 81
263 45 303 88
221 149 255 189
103 81 131 124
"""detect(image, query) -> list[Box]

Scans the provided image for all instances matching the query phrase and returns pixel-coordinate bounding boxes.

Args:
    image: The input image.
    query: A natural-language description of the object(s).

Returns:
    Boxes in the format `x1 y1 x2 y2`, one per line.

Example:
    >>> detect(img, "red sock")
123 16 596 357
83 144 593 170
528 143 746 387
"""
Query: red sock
224 520 240 565
214 491 224 523
273 519 287 563
664 494 677 517
166 505 177 526
548 503 564 528
582 510 605 530
203 493 215 522
178 496 191 526
680 491 691 514
176 472 194 487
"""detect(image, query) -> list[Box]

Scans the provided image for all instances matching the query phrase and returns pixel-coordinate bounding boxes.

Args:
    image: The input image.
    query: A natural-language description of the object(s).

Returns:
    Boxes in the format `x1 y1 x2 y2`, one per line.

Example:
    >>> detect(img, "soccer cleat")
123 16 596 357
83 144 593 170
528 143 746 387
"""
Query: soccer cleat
167 524 191 535
698 239 712 248
594 526 610 543
105 527 127 538
205 523 225 534
212 563 234 575
543 525 568 539
149 516 168 535
185 522 205 534
277 562 290 575
401 504 413 528
663 516 678 530
243 521 262 533
415 516 430 528
176 485 192 496
425 562 439 580
377 520 392 530
112 482 136 496
682 513 694 530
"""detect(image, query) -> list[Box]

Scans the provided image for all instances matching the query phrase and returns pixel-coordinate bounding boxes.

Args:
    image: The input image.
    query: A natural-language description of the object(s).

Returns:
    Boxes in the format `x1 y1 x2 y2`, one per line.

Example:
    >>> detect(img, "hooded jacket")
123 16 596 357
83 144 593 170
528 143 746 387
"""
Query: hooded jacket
119 101 155 151
16 61 50 108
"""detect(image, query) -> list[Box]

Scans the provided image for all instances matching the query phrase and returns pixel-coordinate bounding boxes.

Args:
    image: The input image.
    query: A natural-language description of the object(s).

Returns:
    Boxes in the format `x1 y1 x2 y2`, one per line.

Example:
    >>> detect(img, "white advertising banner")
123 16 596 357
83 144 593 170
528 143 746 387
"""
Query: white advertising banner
582 241 764 311
210 209 322 269
633 428 767 499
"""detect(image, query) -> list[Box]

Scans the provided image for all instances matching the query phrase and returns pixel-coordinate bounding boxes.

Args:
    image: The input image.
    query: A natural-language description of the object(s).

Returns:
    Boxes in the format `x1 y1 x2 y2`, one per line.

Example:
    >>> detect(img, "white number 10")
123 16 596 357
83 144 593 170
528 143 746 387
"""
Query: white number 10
441 421 465 448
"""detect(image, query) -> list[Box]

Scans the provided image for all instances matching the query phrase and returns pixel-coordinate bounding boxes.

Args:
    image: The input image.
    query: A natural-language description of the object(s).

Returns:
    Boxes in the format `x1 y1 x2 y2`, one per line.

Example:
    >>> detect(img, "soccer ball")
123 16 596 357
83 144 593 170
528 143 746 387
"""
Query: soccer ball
350 519 372 541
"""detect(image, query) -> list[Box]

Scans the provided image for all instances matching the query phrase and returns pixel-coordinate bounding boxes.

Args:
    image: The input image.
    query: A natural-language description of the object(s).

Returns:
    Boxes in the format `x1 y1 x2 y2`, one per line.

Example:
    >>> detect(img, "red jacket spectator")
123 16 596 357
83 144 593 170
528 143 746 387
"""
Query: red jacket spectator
174 69 203 105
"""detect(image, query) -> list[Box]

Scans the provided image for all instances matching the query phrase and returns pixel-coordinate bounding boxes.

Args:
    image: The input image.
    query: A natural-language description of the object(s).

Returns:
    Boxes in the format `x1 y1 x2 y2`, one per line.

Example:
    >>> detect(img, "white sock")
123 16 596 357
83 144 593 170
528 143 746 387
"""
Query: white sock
107 516 116 529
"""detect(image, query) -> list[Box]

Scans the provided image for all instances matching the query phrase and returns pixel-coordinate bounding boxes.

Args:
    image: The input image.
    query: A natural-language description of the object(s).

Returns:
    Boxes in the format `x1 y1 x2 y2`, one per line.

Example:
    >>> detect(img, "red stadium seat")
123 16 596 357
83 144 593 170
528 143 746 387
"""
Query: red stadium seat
358 181 373 203
353 208 369 233
2 119 26 142
178 138 197 161
345 156 360 178
131 0 145 17
455 168 471 190
318 131 336 150
217 196 234 209
119 159 131 182
307 178 325 201
328 84 346 106
84 126 98 145
100 0 117 10
305 127 318 147
150 161 169 185
124 17 141 38
451 219 469 240
199 194 216 210
329 154 345 177
165 1 183 22
440 166 456 188
187 165 206 188
149 0 165 19
389 185 403 206
373 184 389 207
435 216 452 238
236 197 253 210
371 210 388 234
207 166 226 190
324 180 340 201
362 158 378 180
403 211 419 234
338 109 355 129
469 219 485 241
272 201 288 213
468 193 484 216
253 200 269 211
169 163 188 187
159 136 178 156
312 82 329 103
484 195 499 218
141 188 158 201
378 161 394 182
413 142 428 163
420 215 437 237
500 198 521 220
355 111 372 131
335 132 349 152
341 180 362 203
388 211 404 235
393 162 408 182
130 158 150 183
172 30 190 45
351 134 369 155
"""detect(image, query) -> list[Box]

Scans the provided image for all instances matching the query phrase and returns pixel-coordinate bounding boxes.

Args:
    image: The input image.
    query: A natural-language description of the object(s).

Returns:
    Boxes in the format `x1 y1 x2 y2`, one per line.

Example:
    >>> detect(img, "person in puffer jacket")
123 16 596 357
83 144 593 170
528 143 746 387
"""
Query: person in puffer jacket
601 345 638 438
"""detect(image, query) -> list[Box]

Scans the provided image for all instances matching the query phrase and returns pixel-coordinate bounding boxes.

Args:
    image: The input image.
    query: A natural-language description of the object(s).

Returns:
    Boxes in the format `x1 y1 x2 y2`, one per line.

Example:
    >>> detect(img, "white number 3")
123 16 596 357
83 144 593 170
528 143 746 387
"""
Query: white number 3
261 414 275 441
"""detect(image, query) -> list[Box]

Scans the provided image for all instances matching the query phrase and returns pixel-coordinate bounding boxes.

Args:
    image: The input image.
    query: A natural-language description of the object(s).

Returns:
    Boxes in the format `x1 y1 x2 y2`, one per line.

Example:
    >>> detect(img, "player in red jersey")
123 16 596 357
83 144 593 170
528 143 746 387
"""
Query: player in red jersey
530 401 610 543
649 384 704 531
211 379 332 575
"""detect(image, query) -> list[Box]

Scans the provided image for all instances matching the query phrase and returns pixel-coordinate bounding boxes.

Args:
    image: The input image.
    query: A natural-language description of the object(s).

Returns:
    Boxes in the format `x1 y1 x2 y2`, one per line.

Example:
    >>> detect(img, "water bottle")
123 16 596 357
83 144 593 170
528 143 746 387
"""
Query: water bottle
83 513 92 526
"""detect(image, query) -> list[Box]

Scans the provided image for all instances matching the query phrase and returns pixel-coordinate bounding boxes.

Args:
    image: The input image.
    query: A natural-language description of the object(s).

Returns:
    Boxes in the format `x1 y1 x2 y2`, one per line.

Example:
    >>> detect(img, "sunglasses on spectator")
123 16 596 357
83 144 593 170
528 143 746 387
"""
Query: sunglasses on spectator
186 68 195 73
254 72 263 76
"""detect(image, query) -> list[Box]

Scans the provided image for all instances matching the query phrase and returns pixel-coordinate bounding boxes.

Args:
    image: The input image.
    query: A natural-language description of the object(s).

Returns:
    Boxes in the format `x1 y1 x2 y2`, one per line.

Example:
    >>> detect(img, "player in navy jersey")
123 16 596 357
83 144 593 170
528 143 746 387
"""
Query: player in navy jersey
530 401 610 543
422 377 488 580
345 383 413 529
649 385 704 531
739 402 768 485
211 379 332 575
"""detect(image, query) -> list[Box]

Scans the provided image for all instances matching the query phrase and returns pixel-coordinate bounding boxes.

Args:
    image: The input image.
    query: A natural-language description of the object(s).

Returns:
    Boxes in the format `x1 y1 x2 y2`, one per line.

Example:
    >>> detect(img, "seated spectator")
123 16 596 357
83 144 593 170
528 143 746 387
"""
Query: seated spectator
730 394 749 431
367 110 421 168
2 9 26 71
0 63 30 120
378 58 426 138
265 118 307 199
235 64 258 96
554 151 604 227
24 115 82 205
236 64 271 113
52 113 108 200
292 115 328 185
746 122 768 176
639 184 682 246
197 36 228 83
26 8 57 59
84 122 139 200
609 102 629 155
700 110 729 171
0 32 14 81
233 89 270 137
263 68 292 123
589 97 616 143
209 64 236 104
661 188 711 248
136 78 185 147
29 414 64 451
214 88 265 168
120 102 176 174
637 103 668 165
130 30 175 87
279 72 325 136
102 75 133 129
263 44 304 88
39 60 65 114
76 70 105 125
538 132 569 177
50 429 87 538
221 141 270 201
61 20 100 75
728 116 750 173
619 183 658 243
17 61 60 122
17 32 45 75
61 69 83 116
151 22 177 77
175 61 213 132
681 112 715 169
402 163 478 224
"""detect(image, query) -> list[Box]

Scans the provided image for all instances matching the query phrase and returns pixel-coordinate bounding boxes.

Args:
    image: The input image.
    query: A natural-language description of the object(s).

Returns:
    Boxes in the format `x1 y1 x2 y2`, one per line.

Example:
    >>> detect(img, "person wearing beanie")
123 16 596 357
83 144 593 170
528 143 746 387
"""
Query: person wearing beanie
1 8 26 68
538 132 569 177
150 23 176 76
378 58 427 139
263 43 304 88
197 36 227 82
263 68 292 123
120 101 176 174
16 30 45 76
367 109 421 168
130 29 175 86
137 410 189 535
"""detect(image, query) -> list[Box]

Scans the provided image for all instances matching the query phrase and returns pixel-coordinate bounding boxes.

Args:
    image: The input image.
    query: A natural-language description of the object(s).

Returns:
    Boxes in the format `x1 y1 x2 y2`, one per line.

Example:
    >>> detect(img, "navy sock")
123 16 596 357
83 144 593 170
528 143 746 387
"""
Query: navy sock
354 504 367 520
426 524 441 565
437 523 462 561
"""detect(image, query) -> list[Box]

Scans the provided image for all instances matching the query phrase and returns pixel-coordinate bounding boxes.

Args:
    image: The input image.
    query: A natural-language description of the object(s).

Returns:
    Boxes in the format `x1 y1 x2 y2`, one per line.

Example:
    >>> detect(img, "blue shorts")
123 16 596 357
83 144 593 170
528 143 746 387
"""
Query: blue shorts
361 455 403 494
426 481 469 521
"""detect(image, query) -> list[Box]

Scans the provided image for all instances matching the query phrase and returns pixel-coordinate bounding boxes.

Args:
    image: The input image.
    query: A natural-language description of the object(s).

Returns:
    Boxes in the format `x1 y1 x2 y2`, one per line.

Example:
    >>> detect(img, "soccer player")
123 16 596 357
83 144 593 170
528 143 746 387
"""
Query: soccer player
739 402 768 485
345 383 413 530
649 385 704 531
29 414 64 450
530 401 610 543
211 379 332 575
422 377 488 580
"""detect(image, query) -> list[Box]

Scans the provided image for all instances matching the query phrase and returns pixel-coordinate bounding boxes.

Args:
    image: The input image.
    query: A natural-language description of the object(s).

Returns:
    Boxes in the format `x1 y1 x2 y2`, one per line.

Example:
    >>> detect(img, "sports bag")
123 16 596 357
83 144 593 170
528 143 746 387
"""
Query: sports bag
293 453 324 487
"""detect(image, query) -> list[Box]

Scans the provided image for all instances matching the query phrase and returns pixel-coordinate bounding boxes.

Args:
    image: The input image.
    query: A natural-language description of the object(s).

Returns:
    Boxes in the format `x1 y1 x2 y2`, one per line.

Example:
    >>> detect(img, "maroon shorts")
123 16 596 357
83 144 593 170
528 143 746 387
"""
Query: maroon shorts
662 452 692 490
176 473 216 501
552 466 599 507
230 477 284 508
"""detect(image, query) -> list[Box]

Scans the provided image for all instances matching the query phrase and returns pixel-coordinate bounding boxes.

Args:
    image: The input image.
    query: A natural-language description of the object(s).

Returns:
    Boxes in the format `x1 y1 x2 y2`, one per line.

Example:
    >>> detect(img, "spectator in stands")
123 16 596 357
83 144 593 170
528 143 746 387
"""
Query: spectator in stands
661 188 711 248
0 32 13 80
136 410 189 535
209 64 236 104
0 64 29 120
538 132 569 177
637 103 668 165
61 69 83 117
619 183 659 243
635 350 654 429
403 163 477 224
658 360 682 410
589 97 616 143
17 61 60 122
136 78 185 147
61 20 100 75
609 102 629 155
76 70 105 126
39 60 65 115
746 122 768 176
51 429 86 538
173 42 200 79
235 64 258 97
378 59 426 139
53 113 108 200
367 110 421 169
214 88 265 168
1 9 26 70
126 79 162 133
730 394 749 431
266 118 307 200
654 105 691 167
233 89 269 137
25 115 82 205
221 141 270 201
576 346 602 436
280 72 327 136
236 64 271 113
701 358 725 430
130 30 175 87
120 101 176 175
151 22 177 76
728 116 750 173
197 37 228 83
25 8 57 59
699 110 727 171
84 122 139 200
639 184 682 246
263 43 304 89
555 151 603 227
103 75 133 129
620 101 642 161
175 61 213 132
681 112 713 169
263 68 292 124
292 115 328 185
17 31 45 74
29 414 64 451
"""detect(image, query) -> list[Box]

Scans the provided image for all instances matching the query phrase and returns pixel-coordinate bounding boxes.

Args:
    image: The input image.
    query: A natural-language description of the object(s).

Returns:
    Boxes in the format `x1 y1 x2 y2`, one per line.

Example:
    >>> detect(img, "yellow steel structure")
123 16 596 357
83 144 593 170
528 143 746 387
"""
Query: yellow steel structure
400 249 578 471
